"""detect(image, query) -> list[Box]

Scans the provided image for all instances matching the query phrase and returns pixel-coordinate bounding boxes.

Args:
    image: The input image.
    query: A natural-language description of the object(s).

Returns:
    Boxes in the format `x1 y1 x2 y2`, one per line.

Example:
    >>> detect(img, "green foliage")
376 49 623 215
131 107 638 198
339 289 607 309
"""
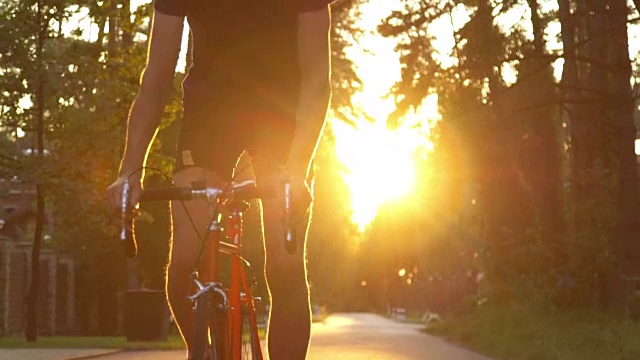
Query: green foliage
0 0 168 334
0 334 185 350
330 0 363 119
556 161 618 307
429 301 640 360
307 129 362 310
375 0 639 328
378 0 571 311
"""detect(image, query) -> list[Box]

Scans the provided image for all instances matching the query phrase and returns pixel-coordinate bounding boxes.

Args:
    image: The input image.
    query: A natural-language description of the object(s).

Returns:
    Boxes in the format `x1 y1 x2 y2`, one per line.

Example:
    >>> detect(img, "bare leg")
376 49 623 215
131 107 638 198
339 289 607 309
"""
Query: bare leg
260 173 312 360
166 167 224 353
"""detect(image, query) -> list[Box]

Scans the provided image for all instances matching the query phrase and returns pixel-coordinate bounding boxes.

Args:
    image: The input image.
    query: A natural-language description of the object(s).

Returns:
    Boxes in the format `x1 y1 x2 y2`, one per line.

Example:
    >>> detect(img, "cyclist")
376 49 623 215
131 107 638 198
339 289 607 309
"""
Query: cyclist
104 0 334 359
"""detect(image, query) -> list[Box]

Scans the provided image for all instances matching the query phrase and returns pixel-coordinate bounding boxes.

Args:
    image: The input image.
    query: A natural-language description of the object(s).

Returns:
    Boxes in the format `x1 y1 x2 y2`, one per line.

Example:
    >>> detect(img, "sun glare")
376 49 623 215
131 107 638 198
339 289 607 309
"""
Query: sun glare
330 0 439 232
331 95 436 231
332 121 413 230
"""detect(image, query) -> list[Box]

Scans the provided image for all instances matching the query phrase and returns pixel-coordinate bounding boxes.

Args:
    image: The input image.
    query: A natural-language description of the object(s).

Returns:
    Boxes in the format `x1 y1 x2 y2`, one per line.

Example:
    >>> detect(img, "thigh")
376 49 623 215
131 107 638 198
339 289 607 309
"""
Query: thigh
245 111 295 177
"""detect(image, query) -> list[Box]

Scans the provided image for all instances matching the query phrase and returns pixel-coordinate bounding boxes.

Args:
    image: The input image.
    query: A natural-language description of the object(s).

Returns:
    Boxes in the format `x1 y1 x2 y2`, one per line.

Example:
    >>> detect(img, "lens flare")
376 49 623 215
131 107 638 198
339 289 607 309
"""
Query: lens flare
331 95 437 231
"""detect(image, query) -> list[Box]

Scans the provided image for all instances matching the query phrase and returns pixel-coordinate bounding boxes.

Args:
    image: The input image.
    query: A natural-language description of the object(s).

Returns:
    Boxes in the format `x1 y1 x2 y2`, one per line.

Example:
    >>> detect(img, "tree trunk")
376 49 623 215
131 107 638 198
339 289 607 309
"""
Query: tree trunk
569 0 608 206
26 186 45 341
634 0 640 15
121 0 133 49
526 0 544 54
608 0 640 312
559 0 579 117
524 0 562 239
584 0 609 164
108 0 118 55
25 0 46 342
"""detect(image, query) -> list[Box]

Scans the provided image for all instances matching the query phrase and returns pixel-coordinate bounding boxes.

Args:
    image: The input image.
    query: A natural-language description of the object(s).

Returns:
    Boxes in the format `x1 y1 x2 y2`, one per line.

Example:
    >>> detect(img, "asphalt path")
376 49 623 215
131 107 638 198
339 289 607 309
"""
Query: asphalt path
81 313 494 360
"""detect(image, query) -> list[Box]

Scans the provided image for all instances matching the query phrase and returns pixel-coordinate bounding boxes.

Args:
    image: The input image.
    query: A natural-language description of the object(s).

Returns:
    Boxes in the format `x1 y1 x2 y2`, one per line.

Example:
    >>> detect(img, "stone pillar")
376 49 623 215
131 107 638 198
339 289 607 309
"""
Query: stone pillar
38 250 56 335
9 243 30 335
0 237 13 335
56 255 75 334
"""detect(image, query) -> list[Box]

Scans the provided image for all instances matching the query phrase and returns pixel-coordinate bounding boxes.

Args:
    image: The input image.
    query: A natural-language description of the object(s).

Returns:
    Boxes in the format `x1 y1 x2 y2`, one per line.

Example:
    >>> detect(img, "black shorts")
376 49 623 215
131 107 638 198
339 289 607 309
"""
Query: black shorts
175 108 295 180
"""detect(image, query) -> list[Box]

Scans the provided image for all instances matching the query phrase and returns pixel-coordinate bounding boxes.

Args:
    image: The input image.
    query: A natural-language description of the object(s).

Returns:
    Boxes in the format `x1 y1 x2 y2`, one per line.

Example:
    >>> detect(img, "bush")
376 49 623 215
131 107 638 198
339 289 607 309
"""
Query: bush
427 301 640 360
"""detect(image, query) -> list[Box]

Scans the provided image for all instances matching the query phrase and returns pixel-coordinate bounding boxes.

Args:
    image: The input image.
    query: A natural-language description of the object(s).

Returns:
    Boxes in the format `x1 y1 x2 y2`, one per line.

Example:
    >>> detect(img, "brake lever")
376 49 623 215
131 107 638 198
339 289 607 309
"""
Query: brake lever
120 180 138 259
284 181 297 254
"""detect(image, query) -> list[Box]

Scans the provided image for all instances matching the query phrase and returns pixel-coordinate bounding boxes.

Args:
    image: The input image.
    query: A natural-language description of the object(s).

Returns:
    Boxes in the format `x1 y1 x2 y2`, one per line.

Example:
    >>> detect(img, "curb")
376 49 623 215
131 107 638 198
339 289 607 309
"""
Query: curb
66 349 125 360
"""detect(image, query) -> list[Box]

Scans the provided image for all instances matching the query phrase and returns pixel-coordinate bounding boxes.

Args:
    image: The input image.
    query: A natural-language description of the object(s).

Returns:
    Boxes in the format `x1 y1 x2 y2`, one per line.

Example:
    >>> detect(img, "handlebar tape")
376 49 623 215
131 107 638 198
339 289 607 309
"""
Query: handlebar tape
140 187 193 201
283 182 297 254
233 183 262 200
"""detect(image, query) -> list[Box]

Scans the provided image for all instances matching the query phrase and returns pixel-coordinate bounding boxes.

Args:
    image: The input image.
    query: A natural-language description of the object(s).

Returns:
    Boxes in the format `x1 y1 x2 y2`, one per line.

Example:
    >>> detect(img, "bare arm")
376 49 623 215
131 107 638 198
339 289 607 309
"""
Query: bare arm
105 11 184 208
286 6 332 178
119 12 184 178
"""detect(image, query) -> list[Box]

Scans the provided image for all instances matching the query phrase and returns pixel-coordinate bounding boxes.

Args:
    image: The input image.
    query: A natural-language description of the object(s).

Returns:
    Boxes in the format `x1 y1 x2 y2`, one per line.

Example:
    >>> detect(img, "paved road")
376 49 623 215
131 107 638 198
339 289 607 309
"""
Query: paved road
85 313 494 360
0 349 120 360
306 313 493 360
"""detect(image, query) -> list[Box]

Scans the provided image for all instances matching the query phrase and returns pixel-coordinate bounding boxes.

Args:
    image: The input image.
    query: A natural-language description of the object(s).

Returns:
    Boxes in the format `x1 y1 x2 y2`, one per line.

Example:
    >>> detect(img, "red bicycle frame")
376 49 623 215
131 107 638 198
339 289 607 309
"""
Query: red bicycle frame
204 207 263 360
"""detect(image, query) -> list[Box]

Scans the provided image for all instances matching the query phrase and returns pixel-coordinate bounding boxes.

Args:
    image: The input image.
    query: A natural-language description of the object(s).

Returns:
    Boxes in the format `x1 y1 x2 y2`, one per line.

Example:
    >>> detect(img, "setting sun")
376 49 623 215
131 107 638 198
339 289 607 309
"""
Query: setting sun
331 108 434 231
332 120 414 230
330 0 437 232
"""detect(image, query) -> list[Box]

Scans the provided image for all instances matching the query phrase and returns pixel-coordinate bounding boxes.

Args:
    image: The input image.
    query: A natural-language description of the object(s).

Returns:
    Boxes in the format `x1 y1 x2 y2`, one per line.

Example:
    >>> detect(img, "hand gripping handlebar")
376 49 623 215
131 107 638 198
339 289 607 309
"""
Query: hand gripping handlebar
119 180 298 259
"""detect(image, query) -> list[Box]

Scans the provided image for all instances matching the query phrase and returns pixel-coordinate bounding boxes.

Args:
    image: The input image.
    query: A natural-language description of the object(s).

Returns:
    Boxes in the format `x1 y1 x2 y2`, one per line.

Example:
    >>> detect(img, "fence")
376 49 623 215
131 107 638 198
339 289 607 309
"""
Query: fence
0 236 75 336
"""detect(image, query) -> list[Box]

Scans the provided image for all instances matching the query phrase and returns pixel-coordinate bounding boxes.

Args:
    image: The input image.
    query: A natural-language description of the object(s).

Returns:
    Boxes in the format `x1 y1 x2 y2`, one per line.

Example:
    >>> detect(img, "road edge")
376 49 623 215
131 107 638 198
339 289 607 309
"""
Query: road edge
65 349 125 360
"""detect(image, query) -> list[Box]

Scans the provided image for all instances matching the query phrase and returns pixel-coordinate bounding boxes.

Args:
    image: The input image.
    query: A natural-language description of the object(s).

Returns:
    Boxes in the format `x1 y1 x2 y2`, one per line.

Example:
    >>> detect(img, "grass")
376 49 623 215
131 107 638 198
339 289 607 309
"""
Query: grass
403 313 429 325
0 326 267 350
0 334 186 350
427 302 640 360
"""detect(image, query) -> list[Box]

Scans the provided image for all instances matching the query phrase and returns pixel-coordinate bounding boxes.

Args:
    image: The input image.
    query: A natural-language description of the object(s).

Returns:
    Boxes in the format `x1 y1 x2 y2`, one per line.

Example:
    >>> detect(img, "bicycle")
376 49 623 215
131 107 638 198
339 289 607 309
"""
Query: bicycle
120 177 298 360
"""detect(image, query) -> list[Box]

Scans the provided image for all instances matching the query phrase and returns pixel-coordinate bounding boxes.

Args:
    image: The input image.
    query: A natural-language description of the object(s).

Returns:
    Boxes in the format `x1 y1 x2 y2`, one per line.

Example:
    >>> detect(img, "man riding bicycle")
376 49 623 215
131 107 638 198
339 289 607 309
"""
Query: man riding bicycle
105 0 333 358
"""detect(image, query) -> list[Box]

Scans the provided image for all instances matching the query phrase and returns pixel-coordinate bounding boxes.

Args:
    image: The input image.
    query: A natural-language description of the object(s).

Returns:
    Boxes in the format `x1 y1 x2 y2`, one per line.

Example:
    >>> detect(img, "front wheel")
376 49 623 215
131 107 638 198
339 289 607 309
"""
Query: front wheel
240 304 261 360
191 295 220 360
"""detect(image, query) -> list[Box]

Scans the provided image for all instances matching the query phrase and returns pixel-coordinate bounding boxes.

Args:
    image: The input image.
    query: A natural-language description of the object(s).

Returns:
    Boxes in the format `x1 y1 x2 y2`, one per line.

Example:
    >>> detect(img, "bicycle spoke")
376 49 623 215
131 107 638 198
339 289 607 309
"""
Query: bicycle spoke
240 304 260 360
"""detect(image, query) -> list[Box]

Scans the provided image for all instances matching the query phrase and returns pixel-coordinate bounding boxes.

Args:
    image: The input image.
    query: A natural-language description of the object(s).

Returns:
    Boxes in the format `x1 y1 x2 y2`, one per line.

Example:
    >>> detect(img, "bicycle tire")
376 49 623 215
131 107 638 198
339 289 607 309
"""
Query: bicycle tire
240 304 260 360
192 295 219 360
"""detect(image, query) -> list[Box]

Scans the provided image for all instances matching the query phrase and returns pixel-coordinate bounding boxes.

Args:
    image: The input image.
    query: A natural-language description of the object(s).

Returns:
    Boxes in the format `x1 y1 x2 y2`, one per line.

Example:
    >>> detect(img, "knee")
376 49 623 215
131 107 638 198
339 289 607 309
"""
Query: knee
265 257 308 295
166 255 192 292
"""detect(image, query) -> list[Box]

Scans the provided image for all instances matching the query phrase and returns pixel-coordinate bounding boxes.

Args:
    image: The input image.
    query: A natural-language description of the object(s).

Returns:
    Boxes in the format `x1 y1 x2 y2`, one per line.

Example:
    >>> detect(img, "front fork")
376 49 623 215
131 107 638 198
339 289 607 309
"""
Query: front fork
230 257 263 360
189 266 261 360
191 209 262 359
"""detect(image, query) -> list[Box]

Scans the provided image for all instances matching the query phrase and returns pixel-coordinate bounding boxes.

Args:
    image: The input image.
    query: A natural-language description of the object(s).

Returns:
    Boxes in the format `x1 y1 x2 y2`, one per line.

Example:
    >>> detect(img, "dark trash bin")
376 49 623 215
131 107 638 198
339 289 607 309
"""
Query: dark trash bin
124 289 170 341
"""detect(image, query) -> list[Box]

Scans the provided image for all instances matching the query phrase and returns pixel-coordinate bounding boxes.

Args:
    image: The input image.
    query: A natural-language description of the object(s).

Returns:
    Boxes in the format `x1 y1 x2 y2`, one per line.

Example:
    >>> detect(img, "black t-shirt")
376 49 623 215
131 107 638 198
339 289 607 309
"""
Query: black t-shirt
155 0 334 17
153 0 334 122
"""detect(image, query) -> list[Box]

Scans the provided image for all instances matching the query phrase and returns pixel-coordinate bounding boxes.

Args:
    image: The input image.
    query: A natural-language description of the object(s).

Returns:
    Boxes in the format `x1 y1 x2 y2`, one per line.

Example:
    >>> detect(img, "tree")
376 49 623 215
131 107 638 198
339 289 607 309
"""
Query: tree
375 0 640 312
558 0 640 309
0 0 65 340
379 0 567 303
0 0 164 335
1 0 363 333
330 0 363 119
25 0 47 341
609 0 640 310
44 1 166 334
